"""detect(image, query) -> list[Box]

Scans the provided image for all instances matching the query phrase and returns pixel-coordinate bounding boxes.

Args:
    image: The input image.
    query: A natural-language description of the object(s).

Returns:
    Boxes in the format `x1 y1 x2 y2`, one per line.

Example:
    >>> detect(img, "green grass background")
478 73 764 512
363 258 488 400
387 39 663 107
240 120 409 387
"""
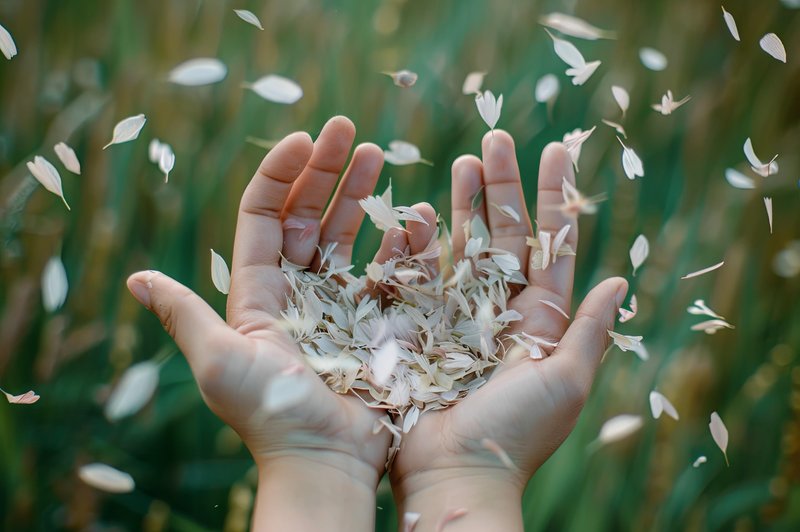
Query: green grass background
1 0 799 529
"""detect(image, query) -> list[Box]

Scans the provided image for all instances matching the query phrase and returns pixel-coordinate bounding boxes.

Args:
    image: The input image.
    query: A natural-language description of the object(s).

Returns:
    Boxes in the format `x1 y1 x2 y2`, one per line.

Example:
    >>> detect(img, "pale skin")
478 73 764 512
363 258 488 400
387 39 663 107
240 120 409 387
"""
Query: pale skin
127 116 627 531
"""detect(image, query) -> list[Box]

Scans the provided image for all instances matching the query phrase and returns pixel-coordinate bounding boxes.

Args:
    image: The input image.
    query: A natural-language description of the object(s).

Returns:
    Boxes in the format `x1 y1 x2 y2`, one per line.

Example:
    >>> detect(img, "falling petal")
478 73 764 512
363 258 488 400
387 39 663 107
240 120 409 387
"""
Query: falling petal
639 47 668 71
618 137 644 179
3 390 40 404
681 261 724 280
651 90 691 115
693 456 708 468
601 118 626 137
597 414 643 444
103 114 146 149
539 12 616 40
27 156 70 209
725 168 755 189
562 126 596 171
566 60 601 86
0 23 17 60
233 9 264 30
42 256 68 312
384 69 418 88
78 463 135 493
158 145 175 182
54 142 81 174
709 412 729 466
210 249 231 295
721 6 740 41
649 391 679 420
535 74 560 103
759 33 787 63
246 75 303 104
168 58 227 86
104 361 160 421
611 85 629 116
687 299 725 320
607 330 649 360
462 71 486 95
384 140 430 166
475 90 503 130
545 29 588 68
618 294 637 323
691 319 735 334
629 234 649 275
371 340 400 386
763 197 773 234
148 139 164 163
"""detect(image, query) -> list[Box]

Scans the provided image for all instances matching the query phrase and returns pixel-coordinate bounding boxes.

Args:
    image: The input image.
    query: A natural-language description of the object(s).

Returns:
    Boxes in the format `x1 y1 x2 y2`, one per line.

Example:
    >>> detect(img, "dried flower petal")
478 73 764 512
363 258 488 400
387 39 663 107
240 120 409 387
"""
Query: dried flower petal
210 249 231 295
168 58 227 86
709 411 729 465
233 9 264 30
78 463 135 493
103 114 146 149
54 142 81 174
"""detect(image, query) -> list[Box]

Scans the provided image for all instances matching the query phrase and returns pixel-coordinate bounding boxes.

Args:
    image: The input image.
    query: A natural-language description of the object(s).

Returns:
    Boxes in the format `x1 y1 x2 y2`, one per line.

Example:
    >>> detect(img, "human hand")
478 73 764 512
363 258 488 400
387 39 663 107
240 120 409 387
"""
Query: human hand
389 131 628 531
126 116 391 531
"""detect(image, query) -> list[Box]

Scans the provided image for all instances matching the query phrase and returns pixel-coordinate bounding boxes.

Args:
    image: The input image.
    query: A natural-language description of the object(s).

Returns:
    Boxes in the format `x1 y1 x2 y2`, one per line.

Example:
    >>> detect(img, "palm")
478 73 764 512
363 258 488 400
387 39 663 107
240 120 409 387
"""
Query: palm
391 132 626 489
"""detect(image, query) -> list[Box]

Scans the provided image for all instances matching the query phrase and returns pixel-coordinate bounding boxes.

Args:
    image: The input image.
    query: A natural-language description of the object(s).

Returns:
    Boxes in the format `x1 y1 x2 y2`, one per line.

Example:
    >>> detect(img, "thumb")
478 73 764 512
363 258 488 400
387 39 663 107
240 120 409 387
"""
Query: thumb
549 277 628 395
127 270 236 370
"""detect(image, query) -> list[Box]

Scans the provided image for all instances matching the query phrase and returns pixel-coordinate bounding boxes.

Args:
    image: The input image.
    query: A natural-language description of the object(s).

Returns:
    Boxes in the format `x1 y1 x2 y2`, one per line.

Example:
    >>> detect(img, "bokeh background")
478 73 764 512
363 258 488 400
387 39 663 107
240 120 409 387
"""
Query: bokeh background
1 0 800 530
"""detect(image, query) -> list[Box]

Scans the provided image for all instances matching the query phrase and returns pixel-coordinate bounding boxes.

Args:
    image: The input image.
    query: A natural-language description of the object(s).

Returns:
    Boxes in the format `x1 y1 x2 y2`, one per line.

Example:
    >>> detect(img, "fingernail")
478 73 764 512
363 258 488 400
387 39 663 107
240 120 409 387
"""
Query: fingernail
615 282 628 308
129 279 151 307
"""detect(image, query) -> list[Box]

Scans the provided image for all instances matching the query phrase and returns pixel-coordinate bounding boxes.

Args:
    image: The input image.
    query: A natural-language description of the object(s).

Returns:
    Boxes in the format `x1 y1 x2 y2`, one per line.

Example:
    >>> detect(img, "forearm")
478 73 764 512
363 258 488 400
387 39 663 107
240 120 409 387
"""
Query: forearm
393 468 525 532
253 453 379 532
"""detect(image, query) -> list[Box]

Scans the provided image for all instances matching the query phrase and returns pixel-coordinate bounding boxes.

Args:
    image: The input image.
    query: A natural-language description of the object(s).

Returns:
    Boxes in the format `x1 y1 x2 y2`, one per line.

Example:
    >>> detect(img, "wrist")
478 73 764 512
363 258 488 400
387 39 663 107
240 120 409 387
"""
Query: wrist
252 451 381 532
391 467 525 531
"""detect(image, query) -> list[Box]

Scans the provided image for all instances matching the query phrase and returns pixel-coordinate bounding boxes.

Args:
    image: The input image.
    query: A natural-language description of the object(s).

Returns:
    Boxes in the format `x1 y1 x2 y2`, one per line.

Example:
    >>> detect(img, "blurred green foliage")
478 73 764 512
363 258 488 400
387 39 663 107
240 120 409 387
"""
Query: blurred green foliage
1 0 799 530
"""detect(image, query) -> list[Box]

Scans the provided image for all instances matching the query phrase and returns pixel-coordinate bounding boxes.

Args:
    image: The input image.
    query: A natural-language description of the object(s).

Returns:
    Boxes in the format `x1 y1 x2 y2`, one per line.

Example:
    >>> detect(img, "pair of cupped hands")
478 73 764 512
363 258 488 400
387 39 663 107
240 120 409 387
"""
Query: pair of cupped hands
126 116 628 531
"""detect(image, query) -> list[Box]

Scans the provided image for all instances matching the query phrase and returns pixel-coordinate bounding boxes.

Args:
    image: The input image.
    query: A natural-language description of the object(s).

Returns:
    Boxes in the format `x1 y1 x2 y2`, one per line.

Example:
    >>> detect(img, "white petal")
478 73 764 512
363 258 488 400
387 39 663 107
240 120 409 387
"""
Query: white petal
611 85 629 115
475 90 502 129
601 119 627 137
539 12 615 40
402 512 422 532
462 71 486 95
492 253 521 274
168 58 227 86
620 138 644 180
639 47 668 71
724 168 755 189
496 309 523 322
233 9 264 30
709 412 729 465
78 463 135 493
693 455 708 468
247 75 303 104
566 60 601 86
385 69 418 88
491 203 520 223
384 140 422 165
681 261 724 280
764 197 773 234
27 156 70 209
649 391 679 420
159 146 175 182
0 23 17 60
535 74 560 103
721 6 740 41
759 33 787 63
598 414 643 444
103 114 146 149
359 187 402 232
42 256 68 312
545 29 587 68
538 299 570 319
210 249 231 295
148 139 164 163
371 340 400 386
54 142 81 174
629 234 649 275
104 361 160 421
538 230 552 270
